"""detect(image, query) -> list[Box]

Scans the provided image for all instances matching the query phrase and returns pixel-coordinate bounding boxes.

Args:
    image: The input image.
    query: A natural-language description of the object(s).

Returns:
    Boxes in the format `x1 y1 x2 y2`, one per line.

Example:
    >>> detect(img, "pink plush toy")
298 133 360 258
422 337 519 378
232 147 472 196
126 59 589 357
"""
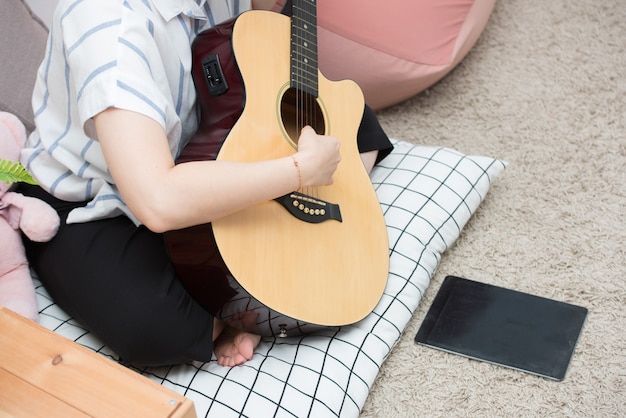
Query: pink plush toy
0 111 59 322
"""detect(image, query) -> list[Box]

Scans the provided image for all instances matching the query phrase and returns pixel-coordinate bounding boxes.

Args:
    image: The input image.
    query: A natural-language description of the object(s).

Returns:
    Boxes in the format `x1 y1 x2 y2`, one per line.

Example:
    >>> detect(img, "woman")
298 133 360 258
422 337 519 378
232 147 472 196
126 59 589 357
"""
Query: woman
19 0 392 367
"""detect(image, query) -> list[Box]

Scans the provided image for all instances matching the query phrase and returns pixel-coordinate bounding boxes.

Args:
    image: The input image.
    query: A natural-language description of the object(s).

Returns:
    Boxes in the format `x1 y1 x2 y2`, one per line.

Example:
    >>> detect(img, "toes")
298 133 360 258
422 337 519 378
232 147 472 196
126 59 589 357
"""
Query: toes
213 327 261 367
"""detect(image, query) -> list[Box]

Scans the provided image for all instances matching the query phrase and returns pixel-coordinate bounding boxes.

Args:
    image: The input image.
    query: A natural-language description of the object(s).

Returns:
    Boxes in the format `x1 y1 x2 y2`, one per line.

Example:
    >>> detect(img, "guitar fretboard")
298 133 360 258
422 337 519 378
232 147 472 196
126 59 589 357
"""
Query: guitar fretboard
290 0 318 97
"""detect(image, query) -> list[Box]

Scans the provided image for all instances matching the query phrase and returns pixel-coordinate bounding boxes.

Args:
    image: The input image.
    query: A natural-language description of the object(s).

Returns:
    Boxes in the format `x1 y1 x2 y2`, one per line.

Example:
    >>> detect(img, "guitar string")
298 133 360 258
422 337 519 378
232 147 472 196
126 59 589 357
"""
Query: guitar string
295 0 317 197
296 3 301 192
296 1 305 194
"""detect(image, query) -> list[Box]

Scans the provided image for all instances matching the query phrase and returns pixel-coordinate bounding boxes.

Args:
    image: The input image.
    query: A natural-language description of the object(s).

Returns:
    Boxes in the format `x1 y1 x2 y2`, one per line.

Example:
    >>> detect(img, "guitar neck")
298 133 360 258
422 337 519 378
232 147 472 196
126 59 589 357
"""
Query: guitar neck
290 0 318 97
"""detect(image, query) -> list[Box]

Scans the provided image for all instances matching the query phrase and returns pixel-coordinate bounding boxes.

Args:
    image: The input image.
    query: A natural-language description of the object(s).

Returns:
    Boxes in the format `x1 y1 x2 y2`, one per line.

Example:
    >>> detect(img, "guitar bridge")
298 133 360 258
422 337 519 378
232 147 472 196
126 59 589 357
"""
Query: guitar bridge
275 192 342 223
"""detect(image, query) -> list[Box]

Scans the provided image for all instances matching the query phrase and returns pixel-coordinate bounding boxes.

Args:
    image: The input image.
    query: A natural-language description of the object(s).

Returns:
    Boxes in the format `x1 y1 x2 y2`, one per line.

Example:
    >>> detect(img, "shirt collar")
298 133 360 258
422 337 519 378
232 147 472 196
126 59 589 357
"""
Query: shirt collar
151 0 208 22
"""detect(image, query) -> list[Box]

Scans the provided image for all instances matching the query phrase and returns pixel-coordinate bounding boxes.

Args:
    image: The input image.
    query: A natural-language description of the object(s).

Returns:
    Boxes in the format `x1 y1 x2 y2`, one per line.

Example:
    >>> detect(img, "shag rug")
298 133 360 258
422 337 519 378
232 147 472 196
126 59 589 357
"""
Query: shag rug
362 0 625 416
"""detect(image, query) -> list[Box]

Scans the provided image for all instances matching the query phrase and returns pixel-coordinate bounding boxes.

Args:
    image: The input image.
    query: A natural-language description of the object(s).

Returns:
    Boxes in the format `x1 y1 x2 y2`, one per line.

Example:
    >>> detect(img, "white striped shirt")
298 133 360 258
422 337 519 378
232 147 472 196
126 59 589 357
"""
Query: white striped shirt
21 0 250 225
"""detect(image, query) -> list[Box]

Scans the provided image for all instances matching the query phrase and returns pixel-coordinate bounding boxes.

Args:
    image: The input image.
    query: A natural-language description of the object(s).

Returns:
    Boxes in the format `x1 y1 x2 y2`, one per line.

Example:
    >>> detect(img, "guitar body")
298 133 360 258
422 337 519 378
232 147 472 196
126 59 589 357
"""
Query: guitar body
168 9 389 331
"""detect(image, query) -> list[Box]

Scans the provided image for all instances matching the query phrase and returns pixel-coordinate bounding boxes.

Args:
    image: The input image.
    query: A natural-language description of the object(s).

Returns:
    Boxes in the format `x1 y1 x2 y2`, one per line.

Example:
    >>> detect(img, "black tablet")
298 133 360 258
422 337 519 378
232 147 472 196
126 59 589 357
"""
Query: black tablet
415 276 588 380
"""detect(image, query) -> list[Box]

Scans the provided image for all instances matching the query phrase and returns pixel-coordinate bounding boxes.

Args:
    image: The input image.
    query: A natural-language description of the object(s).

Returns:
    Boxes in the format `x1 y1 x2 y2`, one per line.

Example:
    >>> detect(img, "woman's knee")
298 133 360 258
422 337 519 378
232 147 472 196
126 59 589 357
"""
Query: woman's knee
95 295 215 366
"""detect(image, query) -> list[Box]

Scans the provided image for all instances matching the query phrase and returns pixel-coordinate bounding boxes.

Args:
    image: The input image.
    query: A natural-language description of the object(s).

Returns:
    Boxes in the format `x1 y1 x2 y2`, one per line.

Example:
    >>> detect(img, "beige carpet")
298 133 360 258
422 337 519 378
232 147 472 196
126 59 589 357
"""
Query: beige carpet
362 0 625 416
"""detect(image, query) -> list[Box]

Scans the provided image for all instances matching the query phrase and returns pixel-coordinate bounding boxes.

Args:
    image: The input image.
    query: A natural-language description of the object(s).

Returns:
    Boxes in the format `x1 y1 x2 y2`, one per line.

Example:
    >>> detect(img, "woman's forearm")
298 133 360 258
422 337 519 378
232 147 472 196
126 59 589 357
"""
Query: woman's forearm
95 108 339 233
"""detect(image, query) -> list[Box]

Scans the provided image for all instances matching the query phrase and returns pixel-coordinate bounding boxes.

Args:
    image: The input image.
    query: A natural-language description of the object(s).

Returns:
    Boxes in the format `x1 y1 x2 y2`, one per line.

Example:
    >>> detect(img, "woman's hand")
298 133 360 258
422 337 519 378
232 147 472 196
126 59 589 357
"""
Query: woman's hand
294 126 341 188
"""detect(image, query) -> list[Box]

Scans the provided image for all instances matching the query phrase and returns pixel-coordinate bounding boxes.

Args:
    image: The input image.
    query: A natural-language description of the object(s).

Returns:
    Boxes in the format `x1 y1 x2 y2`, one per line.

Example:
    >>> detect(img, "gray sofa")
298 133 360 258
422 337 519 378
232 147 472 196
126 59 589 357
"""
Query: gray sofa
0 0 48 133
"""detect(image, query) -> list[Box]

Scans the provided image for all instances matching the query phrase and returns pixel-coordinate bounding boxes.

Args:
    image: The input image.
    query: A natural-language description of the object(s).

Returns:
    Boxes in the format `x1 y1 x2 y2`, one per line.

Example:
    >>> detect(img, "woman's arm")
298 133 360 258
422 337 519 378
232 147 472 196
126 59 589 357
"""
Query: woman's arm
95 108 340 233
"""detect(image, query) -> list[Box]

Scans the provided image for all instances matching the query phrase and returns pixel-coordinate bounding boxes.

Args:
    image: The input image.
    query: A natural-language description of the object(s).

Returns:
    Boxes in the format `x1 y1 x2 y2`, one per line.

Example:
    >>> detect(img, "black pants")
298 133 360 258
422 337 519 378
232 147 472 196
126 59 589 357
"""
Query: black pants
20 105 392 366
20 190 217 365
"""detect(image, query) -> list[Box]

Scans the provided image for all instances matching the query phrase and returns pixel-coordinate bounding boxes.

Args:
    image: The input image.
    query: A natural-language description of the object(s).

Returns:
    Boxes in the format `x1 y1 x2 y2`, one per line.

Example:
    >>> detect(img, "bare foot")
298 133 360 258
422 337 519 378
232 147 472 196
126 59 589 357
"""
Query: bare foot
213 324 261 367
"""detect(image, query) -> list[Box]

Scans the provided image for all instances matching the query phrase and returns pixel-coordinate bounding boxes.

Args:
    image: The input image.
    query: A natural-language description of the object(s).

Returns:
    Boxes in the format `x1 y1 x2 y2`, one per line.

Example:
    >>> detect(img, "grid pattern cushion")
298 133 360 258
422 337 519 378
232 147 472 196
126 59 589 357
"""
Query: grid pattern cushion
35 139 506 417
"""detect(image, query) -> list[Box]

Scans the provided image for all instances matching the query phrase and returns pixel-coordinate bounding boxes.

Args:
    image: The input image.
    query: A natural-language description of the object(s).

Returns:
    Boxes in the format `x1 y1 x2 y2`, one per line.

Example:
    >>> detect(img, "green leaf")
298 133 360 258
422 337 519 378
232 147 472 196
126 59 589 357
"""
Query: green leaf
0 158 39 185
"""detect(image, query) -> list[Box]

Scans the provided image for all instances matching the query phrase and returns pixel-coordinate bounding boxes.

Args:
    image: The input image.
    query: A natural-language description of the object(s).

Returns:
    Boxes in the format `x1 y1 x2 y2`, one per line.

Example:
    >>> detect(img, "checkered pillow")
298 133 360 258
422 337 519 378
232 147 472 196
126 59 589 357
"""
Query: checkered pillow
35 139 506 417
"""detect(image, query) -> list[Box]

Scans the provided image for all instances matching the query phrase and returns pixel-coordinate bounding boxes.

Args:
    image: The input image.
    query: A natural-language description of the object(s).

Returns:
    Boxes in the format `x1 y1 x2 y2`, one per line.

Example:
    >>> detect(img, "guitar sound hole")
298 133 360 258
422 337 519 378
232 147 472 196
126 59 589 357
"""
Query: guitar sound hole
280 87 326 144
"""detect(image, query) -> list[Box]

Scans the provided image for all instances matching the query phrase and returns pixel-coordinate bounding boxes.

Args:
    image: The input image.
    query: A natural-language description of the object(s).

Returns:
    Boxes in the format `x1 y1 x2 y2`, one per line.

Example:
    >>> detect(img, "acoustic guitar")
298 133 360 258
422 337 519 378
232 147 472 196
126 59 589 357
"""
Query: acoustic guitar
166 0 389 329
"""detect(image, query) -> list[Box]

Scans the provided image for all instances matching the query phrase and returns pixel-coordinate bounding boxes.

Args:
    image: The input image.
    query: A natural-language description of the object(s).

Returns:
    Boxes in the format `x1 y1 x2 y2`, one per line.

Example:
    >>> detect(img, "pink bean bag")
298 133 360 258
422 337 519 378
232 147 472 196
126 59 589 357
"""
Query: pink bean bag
316 0 497 110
